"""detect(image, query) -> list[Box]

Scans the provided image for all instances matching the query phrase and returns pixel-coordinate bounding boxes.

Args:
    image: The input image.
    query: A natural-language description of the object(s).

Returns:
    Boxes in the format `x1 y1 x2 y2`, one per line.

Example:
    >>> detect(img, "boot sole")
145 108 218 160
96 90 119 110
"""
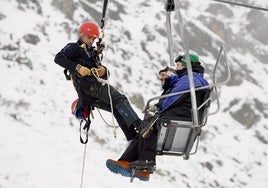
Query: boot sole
106 160 149 181
106 160 131 177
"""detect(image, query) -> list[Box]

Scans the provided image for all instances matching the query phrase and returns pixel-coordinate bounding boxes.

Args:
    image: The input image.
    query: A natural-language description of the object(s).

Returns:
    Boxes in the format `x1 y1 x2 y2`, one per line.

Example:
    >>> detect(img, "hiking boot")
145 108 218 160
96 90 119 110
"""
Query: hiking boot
130 160 155 181
131 160 156 172
106 159 131 177
135 171 150 181
106 159 152 181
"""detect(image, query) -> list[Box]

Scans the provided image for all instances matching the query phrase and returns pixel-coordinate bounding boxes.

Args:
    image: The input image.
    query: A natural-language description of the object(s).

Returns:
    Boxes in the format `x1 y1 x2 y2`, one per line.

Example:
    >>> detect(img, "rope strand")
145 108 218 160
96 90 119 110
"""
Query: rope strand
80 144 87 188
91 66 117 138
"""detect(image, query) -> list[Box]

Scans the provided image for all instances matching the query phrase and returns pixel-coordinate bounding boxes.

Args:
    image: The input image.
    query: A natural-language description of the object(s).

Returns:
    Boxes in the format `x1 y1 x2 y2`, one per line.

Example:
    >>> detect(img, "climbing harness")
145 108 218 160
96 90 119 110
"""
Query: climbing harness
79 116 91 144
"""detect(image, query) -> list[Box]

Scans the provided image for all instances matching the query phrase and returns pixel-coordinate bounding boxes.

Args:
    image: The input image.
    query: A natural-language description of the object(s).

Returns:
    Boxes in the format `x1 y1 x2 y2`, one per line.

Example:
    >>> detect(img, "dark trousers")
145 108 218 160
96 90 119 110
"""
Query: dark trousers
119 126 158 162
75 76 139 141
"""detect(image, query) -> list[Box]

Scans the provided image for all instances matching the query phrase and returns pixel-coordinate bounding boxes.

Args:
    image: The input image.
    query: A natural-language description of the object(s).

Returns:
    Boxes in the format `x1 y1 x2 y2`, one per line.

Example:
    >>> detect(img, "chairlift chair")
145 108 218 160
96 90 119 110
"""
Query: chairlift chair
143 46 230 160
155 87 211 160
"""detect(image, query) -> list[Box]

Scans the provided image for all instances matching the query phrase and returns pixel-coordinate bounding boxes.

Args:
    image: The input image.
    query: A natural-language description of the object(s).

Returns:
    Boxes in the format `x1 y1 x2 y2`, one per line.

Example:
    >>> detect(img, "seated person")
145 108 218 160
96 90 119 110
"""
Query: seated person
106 53 209 181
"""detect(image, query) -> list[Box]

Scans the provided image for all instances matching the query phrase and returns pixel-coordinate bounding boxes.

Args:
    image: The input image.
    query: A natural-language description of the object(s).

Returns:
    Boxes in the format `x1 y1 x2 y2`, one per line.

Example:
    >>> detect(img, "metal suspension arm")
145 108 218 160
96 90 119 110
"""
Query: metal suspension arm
165 0 175 67
175 0 199 127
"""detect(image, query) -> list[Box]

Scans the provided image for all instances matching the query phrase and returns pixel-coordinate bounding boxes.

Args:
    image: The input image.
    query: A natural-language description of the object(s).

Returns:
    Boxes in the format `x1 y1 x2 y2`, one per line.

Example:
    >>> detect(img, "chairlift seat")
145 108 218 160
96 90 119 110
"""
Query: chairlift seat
155 89 211 159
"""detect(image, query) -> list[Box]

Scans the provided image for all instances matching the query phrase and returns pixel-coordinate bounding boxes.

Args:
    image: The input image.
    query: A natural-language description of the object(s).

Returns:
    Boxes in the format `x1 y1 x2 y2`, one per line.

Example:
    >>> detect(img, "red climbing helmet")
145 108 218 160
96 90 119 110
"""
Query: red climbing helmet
78 22 99 38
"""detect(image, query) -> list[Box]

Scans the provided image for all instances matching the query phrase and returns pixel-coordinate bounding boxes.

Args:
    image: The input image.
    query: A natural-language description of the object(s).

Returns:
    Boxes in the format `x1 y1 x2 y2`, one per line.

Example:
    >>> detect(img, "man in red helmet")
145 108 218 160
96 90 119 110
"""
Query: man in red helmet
54 21 142 141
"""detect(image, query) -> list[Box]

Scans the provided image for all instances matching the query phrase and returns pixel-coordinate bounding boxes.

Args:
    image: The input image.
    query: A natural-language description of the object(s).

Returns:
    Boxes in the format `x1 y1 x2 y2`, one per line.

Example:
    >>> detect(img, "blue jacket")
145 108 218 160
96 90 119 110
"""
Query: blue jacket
158 66 209 118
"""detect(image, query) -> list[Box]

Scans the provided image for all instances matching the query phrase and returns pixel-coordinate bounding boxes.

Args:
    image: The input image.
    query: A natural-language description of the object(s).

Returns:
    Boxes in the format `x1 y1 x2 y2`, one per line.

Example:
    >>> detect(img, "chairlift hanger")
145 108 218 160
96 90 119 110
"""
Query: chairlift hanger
142 46 231 159
212 0 268 12
175 0 200 128
165 0 175 67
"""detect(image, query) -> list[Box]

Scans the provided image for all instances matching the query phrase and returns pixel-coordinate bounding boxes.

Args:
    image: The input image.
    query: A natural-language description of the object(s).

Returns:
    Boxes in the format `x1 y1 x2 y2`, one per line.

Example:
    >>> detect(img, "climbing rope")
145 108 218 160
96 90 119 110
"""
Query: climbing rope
79 144 87 188
90 68 118 136
94 0 118 138
91 68 109 85
96 108 119 128
79 1 114 188
101 66 118 138
78 115 91 188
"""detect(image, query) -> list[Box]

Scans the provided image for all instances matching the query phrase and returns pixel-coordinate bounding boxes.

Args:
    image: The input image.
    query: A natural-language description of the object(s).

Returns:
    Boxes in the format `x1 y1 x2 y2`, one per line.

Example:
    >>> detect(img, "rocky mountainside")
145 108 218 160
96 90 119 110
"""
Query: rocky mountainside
0 0 268 188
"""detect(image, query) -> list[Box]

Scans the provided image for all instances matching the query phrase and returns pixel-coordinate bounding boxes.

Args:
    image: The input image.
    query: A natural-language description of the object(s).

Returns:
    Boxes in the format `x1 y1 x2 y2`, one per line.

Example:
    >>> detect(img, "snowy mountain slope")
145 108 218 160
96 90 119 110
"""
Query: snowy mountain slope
1 0 268 188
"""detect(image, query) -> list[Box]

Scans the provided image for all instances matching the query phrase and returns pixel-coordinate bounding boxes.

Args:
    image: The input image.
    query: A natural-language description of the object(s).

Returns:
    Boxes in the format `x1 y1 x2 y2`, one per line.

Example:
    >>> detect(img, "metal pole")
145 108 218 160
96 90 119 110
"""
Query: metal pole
166 12 174 67
165 0 175 67
175 0 199 126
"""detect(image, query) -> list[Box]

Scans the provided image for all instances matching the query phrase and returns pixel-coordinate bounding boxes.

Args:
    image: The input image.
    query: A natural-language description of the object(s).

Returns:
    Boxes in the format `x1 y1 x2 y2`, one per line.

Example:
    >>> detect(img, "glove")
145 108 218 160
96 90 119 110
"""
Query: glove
143 104 157 119
148 104 157 112
96 65 106 77
76 64 91 77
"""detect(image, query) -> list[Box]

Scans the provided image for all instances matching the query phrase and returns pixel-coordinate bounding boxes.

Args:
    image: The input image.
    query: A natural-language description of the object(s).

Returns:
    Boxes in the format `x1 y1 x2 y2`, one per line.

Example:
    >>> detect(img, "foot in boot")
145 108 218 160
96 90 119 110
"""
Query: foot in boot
130 160 156 181
136 171 150 181
106 159 131 177
131 160 156 173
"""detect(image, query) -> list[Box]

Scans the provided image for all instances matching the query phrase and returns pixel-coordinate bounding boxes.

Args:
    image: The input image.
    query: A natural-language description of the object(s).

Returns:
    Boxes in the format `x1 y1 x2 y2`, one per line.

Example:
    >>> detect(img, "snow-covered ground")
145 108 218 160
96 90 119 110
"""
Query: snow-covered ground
1 0 268 187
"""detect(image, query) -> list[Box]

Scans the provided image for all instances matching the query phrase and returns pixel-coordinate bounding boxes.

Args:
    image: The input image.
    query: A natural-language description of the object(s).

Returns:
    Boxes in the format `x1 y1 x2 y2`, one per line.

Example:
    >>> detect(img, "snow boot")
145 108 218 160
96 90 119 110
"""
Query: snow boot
135 171 150 181
106 159 131 177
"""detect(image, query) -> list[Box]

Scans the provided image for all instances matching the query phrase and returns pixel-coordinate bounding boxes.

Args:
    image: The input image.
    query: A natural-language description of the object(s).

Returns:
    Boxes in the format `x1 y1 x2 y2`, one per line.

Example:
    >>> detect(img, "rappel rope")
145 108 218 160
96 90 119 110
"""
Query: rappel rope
79 1 112 188
96 108 118 128
91 68 119 133
80 143 87 188
91 68 109 85
79 116 91 188
97 0 118 138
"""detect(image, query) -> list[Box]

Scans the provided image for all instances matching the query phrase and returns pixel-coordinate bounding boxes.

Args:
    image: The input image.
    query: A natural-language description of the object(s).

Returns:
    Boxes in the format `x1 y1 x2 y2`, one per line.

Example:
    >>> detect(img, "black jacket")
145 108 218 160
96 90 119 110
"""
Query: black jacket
160 63 209 121
54 40 107 77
